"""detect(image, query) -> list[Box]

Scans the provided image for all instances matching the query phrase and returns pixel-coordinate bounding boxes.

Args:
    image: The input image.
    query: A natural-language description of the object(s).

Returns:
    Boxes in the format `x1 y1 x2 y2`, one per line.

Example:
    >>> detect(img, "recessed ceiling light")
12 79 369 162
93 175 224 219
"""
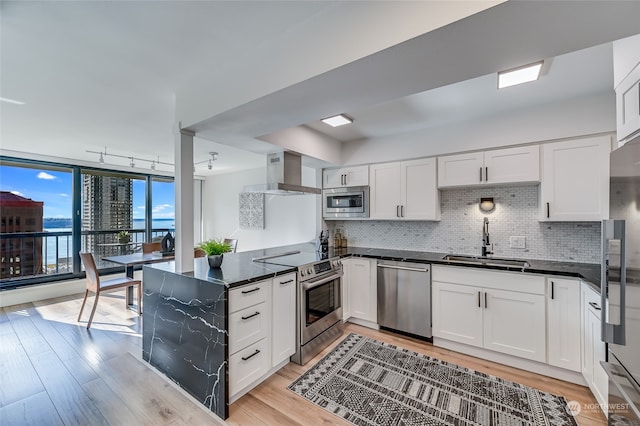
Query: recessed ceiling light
321 114 353 127
0 97 26 105
498 61 544 89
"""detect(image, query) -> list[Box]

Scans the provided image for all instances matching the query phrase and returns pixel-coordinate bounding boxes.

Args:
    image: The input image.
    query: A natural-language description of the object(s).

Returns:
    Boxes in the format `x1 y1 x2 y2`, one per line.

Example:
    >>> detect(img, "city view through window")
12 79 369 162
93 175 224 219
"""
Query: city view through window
0 161 175 286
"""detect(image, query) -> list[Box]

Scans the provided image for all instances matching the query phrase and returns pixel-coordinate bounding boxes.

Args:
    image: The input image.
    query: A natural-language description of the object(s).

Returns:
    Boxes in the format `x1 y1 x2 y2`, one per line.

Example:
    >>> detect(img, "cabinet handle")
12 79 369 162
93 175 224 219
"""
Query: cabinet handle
396 205 400 217
479 167 483 182
551 281 554 300
589 301 602 311
344 174 347 185
478 291 481 308
241 349 261 361
280 279 294 285
485 167 488 182
484 292 488 309
241 287 260 294
400 205 404 217
241 311 260 320
546 202 550 218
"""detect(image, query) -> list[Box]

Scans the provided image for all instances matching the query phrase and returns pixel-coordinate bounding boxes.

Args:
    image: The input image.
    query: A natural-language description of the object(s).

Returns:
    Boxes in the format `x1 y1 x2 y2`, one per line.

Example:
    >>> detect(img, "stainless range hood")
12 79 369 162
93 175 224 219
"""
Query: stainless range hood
243 151 321 195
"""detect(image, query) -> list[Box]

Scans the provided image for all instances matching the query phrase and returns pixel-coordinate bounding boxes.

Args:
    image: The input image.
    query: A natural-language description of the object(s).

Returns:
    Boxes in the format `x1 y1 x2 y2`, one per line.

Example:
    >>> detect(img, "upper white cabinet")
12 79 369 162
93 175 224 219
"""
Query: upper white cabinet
432 266 546 363
540 136 610 221
342 257 377 323
323 165 369 188
370 158 440 221
547 277 581 372
614 34 640 145
438 146 540 188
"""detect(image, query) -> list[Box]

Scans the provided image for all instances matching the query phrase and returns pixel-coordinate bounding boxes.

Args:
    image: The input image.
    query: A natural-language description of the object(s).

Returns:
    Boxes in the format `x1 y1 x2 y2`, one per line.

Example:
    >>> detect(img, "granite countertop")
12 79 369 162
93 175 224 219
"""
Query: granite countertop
147 242 602 293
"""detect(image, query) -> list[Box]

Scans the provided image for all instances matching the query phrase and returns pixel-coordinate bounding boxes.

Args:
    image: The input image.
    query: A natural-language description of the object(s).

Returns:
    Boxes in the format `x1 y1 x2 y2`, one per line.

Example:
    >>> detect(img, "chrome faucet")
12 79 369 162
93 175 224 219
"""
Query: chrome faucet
482 217 493 257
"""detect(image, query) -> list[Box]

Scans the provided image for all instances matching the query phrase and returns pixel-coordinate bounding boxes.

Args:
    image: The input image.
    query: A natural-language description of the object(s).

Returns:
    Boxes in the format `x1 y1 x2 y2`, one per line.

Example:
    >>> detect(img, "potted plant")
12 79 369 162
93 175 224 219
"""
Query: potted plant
116 230 130 244
198 238 231 268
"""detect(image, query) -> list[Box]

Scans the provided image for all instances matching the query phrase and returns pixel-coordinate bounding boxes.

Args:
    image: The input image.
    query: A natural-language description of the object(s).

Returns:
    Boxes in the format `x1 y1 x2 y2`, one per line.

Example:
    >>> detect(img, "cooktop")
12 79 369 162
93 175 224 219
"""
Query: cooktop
252 250 330 268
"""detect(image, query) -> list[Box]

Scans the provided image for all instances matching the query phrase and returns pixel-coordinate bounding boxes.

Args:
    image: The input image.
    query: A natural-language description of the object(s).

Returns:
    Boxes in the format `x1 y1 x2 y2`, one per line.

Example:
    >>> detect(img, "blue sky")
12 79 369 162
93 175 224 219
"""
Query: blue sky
0 165 174 220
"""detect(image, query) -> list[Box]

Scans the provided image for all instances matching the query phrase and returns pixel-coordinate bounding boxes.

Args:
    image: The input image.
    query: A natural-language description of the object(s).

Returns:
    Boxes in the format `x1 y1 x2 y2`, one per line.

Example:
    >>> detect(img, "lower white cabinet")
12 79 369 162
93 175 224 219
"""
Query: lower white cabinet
432 266 546 363
271 273 297 367
229 338 270 397
342 257 377 323
582 284 608 413
547 277 581 372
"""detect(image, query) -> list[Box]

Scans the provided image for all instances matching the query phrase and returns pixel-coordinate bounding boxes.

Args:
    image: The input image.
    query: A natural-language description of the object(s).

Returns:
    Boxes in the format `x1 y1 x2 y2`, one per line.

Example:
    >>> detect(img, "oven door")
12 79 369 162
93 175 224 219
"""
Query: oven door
300 271 343 345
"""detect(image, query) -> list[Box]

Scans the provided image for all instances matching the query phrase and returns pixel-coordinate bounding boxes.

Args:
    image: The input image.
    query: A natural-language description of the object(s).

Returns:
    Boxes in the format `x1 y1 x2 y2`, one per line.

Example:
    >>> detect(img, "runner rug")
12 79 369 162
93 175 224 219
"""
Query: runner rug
289 333 577 426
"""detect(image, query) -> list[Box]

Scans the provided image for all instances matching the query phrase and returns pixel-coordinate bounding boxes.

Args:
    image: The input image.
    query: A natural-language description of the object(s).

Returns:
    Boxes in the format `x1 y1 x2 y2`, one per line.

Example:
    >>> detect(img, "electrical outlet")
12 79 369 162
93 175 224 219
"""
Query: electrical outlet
510 236 526 249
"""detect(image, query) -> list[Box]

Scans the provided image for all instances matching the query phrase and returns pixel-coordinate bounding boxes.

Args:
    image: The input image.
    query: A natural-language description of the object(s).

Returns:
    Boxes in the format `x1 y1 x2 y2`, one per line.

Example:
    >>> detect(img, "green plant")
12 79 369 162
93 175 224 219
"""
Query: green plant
198 238 231 256
116 230 130 239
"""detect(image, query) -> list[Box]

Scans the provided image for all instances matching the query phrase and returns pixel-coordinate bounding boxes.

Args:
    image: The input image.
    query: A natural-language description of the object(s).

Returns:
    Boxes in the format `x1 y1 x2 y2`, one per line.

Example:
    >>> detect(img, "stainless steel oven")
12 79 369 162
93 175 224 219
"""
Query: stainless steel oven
322 186 369 219
291 257 343 365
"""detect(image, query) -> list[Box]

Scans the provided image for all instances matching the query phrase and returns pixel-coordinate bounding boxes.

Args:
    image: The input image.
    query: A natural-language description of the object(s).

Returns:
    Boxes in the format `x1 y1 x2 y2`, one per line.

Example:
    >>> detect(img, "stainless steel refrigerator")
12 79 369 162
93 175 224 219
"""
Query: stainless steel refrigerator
601 138 640 424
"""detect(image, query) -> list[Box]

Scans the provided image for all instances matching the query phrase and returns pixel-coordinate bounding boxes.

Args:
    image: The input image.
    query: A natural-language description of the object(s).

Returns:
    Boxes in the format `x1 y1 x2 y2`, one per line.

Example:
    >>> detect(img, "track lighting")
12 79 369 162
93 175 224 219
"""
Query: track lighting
151 161 156 171
130 157 135 168
99 153 104 164
86 147 218 171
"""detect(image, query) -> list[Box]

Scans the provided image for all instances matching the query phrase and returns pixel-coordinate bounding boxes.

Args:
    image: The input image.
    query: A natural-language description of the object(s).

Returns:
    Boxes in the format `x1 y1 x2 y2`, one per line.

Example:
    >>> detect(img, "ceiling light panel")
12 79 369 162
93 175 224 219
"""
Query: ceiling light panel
498 61 543 89
321 114 353 127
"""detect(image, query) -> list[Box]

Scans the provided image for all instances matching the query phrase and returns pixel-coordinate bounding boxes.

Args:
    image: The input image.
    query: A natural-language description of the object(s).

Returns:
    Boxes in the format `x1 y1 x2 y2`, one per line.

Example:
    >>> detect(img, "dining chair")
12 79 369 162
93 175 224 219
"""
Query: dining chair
224 238 238 253
78 252 142 329
194 248 206 258
142 241 162 253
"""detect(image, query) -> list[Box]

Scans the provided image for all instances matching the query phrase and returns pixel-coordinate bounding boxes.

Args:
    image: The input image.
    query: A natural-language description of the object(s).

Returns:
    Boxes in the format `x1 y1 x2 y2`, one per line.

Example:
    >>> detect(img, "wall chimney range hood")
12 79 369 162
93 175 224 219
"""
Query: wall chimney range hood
243 151 321 195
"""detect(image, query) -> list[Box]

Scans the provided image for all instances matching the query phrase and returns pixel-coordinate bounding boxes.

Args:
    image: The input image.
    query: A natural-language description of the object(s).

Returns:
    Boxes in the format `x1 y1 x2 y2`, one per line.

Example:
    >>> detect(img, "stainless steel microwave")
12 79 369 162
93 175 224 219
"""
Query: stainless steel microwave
322 186 369 219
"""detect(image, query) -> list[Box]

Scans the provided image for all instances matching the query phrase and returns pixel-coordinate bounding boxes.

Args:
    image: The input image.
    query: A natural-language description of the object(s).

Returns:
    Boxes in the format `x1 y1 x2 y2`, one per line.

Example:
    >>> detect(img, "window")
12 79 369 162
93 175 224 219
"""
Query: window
151 178 175 240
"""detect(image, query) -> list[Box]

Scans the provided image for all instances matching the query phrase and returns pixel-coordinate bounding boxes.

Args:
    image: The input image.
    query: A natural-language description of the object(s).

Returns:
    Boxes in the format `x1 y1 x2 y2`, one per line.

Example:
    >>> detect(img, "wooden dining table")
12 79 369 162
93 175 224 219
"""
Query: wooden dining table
103 252 174 311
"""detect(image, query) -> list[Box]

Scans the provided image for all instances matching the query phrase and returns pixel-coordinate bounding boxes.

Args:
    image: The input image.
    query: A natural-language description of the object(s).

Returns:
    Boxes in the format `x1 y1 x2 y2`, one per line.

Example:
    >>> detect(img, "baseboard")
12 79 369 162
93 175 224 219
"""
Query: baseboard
346 317 380 330
433 338 587 386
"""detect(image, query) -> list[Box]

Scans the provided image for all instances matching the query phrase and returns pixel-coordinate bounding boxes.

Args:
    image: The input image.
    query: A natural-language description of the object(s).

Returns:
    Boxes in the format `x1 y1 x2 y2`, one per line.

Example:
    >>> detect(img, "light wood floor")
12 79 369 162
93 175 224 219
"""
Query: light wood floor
0 291 606 426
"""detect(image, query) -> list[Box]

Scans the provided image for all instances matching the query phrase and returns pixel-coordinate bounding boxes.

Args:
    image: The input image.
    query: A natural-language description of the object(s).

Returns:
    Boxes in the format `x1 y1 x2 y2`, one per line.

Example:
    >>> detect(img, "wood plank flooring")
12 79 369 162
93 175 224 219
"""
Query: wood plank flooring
1 291 606 425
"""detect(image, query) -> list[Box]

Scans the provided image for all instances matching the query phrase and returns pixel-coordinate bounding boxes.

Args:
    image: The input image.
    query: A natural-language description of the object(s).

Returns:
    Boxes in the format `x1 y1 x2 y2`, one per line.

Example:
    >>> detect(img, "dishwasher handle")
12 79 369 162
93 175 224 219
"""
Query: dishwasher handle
377 263 429 273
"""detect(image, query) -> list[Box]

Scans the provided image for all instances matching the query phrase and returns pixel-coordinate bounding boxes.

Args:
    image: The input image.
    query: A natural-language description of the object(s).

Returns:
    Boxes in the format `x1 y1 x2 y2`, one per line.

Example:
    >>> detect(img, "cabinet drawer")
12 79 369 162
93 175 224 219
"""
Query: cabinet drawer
229 302 268 354
229 339 269 397
583 283 602 318
229 280 269 313
432 265 545 295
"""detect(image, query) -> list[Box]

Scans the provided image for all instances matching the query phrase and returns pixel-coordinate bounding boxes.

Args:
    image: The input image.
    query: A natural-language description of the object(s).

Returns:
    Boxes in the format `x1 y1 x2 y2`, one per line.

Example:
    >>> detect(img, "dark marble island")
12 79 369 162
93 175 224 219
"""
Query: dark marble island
142 247 298 420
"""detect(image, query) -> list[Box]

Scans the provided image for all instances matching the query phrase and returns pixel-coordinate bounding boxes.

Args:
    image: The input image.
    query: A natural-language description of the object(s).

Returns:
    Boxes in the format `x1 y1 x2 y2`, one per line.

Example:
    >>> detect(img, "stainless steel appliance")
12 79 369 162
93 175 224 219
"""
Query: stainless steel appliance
253 250 343 365
377 260 431 339
322 186 369 219
601 139 640 424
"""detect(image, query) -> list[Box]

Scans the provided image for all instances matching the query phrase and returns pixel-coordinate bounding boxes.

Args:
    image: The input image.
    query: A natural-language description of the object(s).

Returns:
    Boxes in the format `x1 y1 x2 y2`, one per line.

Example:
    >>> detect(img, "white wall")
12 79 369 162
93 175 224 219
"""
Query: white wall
202 167 320 252
342 92 616 165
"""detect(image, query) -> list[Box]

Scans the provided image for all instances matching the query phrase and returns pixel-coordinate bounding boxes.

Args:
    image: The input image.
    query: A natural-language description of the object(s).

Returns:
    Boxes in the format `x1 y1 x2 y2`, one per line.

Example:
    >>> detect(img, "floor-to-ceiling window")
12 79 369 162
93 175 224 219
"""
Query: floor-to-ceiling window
0 157 179 288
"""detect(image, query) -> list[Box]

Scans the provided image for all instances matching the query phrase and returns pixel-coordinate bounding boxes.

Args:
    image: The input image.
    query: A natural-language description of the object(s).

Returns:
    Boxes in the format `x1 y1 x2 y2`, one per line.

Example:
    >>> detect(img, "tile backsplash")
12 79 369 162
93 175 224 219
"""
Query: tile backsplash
326 185 601 264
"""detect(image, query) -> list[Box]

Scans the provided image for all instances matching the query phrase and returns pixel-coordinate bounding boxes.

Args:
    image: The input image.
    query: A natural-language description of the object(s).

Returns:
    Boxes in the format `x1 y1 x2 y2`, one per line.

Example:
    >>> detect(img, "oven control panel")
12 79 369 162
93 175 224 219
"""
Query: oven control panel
299 257 341 279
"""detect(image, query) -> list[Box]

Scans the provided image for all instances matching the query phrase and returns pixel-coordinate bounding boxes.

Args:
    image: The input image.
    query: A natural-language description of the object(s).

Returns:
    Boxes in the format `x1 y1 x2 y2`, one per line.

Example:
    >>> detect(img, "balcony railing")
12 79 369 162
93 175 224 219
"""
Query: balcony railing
0 228 174 284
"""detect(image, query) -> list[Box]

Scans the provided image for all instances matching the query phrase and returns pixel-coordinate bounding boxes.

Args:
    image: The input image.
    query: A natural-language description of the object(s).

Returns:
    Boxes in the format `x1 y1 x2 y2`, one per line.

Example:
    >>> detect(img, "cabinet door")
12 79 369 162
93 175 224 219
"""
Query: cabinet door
271 273 296 367
588 308 609 412
484 146 540 185
483 289 546 362
547 278 581 372
437 152 484 188
323 169 344 188
369 162 402 219
229 338 269 397
432 281 483 347
401 158 440 220
342 259 351 321
616 62 640 143
347 258 376 322
540 136 610 221
344 165 369 187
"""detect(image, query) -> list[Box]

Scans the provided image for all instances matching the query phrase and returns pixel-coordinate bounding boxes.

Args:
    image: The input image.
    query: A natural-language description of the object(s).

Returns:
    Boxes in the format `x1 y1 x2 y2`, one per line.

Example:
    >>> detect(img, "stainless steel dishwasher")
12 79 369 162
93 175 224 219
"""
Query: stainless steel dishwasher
377 260 431 339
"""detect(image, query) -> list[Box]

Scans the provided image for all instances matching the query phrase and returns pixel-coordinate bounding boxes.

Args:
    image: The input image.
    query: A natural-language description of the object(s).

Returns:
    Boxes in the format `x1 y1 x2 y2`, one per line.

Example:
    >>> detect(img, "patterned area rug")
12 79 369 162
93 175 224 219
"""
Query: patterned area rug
289 333 577 426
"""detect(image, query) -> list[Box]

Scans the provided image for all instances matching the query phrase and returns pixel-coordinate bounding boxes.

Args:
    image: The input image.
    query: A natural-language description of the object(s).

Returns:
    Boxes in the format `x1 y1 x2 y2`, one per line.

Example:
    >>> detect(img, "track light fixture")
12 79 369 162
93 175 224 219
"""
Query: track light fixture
86 147 218 172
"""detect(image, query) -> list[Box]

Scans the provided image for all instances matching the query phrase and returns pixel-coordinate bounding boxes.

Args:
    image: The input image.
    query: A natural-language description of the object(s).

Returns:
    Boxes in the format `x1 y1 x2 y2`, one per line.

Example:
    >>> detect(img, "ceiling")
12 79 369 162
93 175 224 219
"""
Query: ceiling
1 1 638 176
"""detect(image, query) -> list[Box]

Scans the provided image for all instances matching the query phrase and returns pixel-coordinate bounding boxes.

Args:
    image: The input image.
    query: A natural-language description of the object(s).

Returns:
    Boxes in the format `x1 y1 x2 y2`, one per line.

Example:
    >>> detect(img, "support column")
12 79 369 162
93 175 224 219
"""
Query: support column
174 127 195 273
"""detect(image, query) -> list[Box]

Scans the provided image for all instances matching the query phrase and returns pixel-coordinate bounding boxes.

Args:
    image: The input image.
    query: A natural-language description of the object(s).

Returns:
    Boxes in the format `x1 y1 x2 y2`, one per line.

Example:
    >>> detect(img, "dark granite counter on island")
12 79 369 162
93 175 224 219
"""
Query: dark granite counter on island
141 242 601 420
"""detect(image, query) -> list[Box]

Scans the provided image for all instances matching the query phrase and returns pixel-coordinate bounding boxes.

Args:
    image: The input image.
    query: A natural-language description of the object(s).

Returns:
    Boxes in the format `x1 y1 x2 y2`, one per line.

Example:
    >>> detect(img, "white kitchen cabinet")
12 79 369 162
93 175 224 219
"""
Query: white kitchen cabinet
582 284 608 413
432 266 546 363
323 165 369 188
438 146 539 188
271 273 296 367
540 136 610 221
342 257 377 323
547 278 581 372
369 158 440 221
614 34 640 145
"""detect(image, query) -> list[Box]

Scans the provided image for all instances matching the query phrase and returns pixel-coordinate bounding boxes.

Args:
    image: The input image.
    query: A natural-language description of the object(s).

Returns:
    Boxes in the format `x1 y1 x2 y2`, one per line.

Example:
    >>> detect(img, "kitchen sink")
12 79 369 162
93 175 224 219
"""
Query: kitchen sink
442 255 530 269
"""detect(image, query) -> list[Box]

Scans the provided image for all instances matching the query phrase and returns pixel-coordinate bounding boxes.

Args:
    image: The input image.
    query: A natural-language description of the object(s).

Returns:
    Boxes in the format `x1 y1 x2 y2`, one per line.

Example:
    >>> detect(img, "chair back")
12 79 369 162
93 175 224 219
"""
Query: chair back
79 252 100 292
142 242 162 253
194 248 206 258
224 238 238 253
